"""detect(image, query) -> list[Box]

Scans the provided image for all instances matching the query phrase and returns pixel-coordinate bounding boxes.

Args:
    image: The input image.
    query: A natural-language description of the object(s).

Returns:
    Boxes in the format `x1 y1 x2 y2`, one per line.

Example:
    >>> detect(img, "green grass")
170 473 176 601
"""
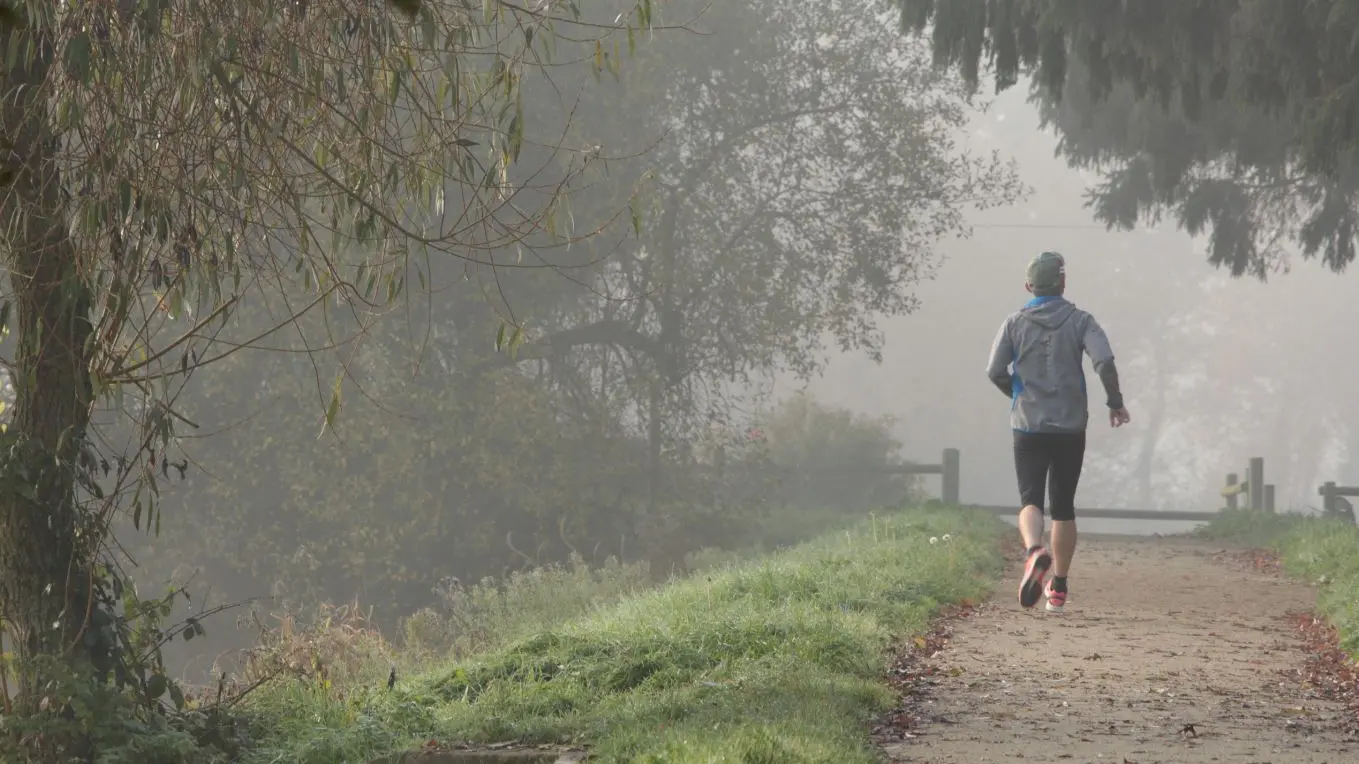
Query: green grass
402 553 655 659
1192 506 1310 548
1196 509 1359 656
241 508 1007 764
401 507 932 661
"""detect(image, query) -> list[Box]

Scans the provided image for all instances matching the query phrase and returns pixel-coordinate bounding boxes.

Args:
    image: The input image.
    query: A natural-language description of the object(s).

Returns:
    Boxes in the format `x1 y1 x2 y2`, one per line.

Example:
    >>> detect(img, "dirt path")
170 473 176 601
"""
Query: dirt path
881 536 1357 763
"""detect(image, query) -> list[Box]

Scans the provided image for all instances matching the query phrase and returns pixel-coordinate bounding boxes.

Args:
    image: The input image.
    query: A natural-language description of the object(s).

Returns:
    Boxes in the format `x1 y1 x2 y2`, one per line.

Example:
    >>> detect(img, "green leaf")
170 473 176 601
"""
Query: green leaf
4 31 21 73
117 180 133 220
508 113 523 163
495 322 526 359
491 56 508 91
322 373 342 436
169 682 186 711
146 673 168 700
64 32 94 85
421 9 438 49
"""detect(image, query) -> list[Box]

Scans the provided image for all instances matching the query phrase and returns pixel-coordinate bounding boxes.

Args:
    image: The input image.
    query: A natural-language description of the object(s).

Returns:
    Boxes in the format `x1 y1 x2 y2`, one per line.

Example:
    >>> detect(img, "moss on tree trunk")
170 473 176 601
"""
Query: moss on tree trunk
0 12 98 721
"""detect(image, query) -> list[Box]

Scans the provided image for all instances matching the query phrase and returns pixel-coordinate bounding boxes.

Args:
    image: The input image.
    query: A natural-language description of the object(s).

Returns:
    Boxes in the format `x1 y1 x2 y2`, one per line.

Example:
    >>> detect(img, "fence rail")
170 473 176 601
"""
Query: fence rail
906 447 1227 521
905 448 1342 525
1319 482 1358 522
968 505 1221 522
841 446 1357 525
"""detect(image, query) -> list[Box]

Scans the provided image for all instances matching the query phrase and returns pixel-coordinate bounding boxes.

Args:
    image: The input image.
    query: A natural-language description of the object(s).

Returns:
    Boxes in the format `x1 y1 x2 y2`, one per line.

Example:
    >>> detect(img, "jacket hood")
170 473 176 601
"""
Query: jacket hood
1017 296 1077 330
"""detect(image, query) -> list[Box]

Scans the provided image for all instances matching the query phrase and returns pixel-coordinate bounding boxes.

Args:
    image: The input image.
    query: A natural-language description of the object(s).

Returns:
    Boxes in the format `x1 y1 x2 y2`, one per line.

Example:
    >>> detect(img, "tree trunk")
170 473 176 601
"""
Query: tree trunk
0 16 98 716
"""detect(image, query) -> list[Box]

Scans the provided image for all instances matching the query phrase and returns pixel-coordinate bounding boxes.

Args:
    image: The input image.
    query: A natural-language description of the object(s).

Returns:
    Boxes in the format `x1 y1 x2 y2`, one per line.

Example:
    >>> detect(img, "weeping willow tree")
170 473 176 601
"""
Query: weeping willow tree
894 0 1359 277
0 0 661 755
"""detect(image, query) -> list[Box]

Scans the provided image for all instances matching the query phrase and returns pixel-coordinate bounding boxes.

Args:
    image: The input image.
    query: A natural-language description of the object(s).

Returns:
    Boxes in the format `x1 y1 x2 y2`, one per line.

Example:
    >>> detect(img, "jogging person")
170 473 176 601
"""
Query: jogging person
985 251 1130 613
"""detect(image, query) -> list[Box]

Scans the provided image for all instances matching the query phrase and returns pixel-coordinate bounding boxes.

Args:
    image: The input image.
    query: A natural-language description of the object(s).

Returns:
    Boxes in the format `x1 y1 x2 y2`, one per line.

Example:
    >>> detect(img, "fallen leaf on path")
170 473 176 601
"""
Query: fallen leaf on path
1280 611 1359 733
874 600 984 749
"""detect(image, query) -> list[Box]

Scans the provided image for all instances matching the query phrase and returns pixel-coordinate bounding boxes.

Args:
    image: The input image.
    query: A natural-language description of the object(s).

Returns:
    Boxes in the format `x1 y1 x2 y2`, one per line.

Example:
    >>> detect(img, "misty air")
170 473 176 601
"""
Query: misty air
0 2 1354 763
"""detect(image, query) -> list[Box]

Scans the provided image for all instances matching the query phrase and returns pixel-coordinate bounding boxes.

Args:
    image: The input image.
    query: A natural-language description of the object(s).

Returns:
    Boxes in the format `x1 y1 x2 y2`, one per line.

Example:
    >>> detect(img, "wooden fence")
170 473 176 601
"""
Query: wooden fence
911 448 1355 525
906 446 1222 522
1219 456 1275 512
888 447 960 506
1319 482 1359 522
905 448 1359 523
1214 458 1359 523
1210 457 1357 523
1209 454 1356 523
730 446 1355 524
760 446 959 504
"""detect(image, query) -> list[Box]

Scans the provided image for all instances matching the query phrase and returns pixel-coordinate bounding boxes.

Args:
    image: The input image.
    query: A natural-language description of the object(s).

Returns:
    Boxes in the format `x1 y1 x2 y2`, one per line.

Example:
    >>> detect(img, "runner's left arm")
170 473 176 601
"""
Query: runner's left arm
1082 315 1124 409
985 319 1014 397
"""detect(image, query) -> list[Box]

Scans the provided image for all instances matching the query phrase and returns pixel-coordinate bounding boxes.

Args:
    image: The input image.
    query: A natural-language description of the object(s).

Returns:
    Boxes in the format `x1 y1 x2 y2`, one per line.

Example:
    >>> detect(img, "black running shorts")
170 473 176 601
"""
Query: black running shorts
1013 430 1086 522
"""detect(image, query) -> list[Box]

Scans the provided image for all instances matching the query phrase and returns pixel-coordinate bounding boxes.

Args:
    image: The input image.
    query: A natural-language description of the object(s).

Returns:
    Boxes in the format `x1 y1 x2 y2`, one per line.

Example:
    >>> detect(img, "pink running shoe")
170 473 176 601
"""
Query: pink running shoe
1045 581 1067 614
1018 547 1052 609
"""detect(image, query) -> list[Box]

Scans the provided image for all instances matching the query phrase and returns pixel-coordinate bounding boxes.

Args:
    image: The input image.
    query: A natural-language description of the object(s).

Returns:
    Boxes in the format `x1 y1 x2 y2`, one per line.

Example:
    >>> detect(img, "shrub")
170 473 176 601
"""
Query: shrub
401 553 652 658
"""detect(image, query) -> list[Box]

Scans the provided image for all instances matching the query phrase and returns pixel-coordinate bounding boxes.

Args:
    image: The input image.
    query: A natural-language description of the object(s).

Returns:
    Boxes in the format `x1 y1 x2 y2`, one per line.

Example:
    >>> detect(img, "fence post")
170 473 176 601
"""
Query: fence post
1263 484 1275 513
1248 457 1265 511
941 448 960 506
1321 482 1337 515
1225 472 1238 510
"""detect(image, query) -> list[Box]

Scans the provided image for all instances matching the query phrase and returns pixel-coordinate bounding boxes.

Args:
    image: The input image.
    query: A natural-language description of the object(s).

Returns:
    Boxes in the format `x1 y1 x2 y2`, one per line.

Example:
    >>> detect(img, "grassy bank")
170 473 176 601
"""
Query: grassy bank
1197 509 1359 655
242 508 1007 764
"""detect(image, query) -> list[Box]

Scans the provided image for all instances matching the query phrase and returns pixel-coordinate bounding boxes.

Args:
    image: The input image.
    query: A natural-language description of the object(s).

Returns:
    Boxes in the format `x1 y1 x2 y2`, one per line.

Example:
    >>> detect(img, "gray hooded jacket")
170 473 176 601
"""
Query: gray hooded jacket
986 297 1123 433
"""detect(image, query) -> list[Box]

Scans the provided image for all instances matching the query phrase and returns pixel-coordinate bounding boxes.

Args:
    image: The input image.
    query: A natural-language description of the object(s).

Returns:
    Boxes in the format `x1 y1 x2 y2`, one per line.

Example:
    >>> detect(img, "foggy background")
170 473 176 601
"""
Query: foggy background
60 3 1353 683
787 83 1355 516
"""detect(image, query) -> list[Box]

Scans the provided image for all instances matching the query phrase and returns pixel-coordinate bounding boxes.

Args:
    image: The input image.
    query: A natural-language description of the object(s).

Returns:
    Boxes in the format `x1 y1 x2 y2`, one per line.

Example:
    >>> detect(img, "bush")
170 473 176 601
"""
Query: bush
401 553 652 658
137 375 909 640
238 600 397 690
754 392 922 514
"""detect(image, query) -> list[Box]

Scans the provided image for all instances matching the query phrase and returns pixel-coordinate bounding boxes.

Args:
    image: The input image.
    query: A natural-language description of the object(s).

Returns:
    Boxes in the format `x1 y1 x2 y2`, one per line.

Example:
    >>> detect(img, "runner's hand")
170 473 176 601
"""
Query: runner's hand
1109 407 1131 428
